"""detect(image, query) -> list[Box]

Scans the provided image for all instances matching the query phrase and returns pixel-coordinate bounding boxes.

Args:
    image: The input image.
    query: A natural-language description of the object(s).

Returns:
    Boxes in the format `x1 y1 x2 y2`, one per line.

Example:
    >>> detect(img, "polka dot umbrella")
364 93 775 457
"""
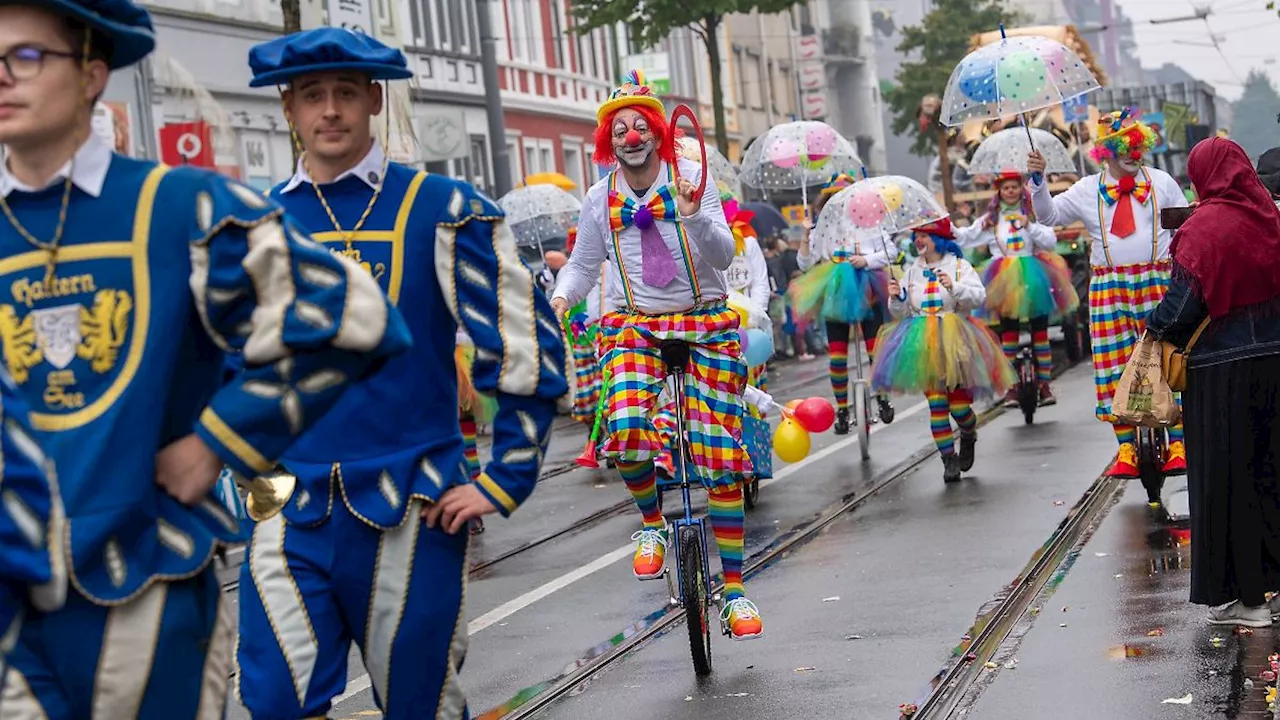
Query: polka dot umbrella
969 127 1076 175
739 120 862 223
941 26 1100 180
810 175 947 265
498 184 582 250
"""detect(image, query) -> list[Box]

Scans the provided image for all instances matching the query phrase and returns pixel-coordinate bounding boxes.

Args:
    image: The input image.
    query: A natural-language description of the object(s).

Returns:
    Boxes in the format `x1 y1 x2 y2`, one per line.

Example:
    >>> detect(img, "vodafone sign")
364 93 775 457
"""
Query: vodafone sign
159 122 215 168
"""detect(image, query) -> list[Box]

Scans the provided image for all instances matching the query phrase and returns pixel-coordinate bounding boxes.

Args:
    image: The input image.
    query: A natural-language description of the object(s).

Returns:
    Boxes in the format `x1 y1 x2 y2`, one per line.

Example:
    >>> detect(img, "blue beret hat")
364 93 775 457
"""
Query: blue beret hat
13 0 156 69
248 28 413 88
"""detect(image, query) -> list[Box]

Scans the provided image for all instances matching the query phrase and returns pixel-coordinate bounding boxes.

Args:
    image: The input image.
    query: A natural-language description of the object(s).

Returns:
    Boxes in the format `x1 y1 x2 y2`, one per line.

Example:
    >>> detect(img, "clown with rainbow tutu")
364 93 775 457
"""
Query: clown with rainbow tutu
954 170 1079 408
871 218 1017 483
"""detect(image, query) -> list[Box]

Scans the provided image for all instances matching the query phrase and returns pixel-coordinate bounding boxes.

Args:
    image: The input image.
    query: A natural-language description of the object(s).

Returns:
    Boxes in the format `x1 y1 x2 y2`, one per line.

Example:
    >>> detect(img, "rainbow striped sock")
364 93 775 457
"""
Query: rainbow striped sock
460 412 480 480
1033 329 1052 384
1168 424 1184 444
948 389 976 433
708 484 746 601
828 341 849 410
927 391 955 455
1114 424 1137 446
1000 331 1019 362
618 461 664 529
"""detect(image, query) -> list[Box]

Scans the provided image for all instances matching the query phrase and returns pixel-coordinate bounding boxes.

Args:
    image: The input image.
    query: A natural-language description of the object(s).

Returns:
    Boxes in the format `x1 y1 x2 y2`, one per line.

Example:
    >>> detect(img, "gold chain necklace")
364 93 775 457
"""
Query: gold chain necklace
0 173 74 290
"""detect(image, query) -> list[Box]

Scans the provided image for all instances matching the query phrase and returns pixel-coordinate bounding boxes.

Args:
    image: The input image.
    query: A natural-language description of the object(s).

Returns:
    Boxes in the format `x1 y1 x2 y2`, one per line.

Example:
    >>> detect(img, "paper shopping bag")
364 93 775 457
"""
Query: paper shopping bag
1112 336 1181 428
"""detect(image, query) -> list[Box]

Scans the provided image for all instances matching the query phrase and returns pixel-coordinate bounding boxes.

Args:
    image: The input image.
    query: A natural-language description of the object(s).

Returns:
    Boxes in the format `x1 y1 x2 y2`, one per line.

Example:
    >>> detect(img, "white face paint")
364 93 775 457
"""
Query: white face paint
1112 157 1142 176
612 110 658 169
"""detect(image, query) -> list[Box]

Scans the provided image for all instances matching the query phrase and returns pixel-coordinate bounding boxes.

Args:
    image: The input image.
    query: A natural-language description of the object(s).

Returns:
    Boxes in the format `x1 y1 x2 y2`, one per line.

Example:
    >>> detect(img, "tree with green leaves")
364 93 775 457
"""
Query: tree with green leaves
1232 69 1280 161
883 0 1022 156
568 0 805 156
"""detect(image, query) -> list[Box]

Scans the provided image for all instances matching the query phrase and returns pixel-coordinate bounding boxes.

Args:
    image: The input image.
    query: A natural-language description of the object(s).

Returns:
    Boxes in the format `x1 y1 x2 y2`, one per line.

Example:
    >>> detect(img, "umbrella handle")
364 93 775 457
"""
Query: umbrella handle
670 104 708 204
1022 113 1043 185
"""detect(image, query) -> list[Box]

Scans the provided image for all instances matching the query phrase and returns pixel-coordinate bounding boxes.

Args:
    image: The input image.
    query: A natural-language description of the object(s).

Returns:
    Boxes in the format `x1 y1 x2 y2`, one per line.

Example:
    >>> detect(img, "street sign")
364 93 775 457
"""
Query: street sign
327 0 374 36
1062 95 1089 124
621 52 671 95
801 91 827 120
796 35 820 62
159 122 215 168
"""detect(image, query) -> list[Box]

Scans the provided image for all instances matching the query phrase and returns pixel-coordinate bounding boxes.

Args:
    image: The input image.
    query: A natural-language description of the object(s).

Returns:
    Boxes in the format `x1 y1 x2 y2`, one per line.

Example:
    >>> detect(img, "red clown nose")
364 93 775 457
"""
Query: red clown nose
624 129 642 147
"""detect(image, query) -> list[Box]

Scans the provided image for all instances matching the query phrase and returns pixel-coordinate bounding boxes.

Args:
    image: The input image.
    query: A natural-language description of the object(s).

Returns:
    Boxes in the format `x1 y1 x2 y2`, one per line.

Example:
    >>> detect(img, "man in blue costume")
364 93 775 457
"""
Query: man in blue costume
0 0 411 715
237 29 570 719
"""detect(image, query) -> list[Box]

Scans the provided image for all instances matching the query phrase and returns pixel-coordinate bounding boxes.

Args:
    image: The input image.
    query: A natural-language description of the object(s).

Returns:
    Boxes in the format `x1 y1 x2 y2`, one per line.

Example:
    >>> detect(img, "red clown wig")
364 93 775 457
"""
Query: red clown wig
592 105 679 168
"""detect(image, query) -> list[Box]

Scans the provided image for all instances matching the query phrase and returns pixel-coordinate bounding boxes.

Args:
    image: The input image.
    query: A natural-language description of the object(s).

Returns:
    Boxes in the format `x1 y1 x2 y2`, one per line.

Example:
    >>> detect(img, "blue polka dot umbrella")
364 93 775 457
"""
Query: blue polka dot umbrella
940 29 1100 127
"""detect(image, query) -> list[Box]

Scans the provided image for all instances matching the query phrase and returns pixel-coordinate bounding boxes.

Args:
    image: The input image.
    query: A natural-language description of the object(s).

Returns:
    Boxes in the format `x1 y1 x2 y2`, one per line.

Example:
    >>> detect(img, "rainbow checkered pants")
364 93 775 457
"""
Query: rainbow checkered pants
599 304 751 487
570 337 602 426
1088 262 1173 422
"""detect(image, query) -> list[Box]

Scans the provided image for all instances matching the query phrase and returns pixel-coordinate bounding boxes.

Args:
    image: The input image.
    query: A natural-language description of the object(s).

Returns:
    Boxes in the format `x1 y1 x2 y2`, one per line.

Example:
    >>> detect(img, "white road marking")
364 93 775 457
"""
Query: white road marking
332 398 930 706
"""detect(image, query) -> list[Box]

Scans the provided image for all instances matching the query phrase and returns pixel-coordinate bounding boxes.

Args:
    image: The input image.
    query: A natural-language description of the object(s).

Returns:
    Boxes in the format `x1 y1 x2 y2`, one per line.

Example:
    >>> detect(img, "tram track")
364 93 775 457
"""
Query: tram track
217 364 834 594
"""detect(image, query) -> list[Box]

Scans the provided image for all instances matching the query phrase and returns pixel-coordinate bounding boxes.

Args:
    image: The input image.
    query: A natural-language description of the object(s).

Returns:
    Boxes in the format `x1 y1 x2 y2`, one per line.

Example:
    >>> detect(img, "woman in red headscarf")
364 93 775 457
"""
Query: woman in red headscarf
1147 137 1280 628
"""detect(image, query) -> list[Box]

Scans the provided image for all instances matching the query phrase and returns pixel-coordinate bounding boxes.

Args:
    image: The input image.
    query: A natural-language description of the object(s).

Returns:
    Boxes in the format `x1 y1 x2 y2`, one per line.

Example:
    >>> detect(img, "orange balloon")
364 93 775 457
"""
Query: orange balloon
544 251 568 270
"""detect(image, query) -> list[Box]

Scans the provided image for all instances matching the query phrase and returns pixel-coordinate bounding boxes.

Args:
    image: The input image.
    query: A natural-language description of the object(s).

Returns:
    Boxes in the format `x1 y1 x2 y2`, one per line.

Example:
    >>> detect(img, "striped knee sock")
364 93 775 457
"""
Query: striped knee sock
618 461 664 529
1168 396 1184 444
927 391 955 455
828 341 849 410
948 389 976 433
1000 331 1019 362
1033 329 1052 384
1114 424 1137 447
460 412 480 480
864 335 877 363
707 484 746 601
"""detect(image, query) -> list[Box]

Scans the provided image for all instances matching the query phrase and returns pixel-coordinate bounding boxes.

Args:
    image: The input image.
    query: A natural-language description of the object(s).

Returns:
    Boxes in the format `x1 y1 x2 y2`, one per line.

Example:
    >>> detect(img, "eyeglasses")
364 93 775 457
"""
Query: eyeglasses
0 45 81 82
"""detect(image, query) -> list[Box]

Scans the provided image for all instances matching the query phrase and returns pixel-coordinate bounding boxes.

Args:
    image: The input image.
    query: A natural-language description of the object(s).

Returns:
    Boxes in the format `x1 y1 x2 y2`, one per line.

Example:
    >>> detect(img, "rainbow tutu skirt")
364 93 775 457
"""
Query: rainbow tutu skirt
788 261 888 324
870 313 1016 398
979 252 1079 321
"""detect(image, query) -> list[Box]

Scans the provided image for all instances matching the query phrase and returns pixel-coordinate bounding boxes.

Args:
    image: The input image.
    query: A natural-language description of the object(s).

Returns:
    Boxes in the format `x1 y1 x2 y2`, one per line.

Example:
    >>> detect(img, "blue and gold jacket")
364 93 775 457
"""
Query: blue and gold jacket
0 366 64 654
270 152 570 528
0 155 410 604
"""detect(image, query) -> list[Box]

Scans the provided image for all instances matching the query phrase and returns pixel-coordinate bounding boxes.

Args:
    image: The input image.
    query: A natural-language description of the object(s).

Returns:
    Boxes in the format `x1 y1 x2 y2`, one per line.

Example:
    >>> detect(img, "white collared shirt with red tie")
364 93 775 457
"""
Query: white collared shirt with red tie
1028 166 1187 267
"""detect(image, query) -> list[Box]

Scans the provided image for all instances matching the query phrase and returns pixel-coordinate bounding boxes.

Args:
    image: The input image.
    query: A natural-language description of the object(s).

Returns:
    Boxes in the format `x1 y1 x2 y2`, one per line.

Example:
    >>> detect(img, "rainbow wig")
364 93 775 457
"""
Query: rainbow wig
983 186 1035 226
869 314 1016 398
1089 108 1159 164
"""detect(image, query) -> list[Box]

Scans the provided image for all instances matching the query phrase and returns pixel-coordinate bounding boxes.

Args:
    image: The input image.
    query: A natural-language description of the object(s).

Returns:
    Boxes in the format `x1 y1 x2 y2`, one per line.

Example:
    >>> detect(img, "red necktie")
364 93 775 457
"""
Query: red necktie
1110 175 1138 238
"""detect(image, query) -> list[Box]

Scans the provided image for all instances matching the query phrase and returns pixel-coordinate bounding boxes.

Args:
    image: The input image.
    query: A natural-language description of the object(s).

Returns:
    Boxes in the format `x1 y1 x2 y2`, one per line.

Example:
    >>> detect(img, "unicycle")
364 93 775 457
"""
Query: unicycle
1137 426 1167 506
1012 344 1037 425
658 340 715 676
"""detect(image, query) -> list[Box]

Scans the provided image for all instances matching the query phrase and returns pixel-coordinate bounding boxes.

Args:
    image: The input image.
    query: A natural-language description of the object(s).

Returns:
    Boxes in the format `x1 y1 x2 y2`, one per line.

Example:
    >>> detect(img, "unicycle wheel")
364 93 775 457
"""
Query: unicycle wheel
679 525 713 675
856 384 871 461
743 476 760 510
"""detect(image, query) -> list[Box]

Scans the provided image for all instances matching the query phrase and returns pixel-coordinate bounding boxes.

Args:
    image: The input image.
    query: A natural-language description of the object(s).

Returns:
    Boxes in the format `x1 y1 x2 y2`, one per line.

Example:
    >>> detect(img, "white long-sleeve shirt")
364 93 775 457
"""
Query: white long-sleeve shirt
954 209 1058 257
725 234 771 316
554 158 735 314
889 254 985 319
1029 167 1186 267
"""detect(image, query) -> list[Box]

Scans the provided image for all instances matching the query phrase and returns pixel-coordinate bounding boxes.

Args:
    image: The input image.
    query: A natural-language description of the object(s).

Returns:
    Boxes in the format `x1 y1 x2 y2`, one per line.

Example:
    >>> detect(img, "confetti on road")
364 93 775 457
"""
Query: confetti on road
822 596 841 602
1147 628 1164 637
794 667 817 673
1162 694 1193 705
1210 636 1226 648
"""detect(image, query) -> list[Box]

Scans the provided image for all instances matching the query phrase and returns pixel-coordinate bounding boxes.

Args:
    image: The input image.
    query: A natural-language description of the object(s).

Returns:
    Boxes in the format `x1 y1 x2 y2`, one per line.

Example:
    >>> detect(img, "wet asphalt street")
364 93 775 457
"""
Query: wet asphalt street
222 353 1232 720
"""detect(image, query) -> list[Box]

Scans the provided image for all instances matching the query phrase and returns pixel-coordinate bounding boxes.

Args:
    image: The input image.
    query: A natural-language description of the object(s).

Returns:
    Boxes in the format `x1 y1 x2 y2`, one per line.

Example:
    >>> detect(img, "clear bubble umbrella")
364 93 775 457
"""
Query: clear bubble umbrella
969 127 1076 175
676 136 742 200
811 175 947 264
740 121 862 219
941 27 1100 181
940 31 1101 127
498 184 582 249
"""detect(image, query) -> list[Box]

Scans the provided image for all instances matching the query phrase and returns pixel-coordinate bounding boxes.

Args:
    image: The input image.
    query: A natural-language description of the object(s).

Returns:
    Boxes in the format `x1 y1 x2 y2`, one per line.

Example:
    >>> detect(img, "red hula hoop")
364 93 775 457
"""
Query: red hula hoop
670 104 708 204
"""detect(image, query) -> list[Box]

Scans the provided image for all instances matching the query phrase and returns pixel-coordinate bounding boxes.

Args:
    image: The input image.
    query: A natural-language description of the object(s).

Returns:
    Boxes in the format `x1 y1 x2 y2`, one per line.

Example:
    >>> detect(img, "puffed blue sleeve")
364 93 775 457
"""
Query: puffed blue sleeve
0 368 66 649
185 176 412 479
435 182 571 516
